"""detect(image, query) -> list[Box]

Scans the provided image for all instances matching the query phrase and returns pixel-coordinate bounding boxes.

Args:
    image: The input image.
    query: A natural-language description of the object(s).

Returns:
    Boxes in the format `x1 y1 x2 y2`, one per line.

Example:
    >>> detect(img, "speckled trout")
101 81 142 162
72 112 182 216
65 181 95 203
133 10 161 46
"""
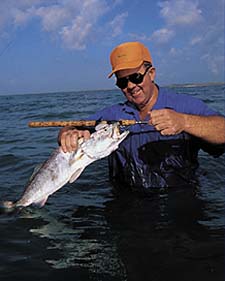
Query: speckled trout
2 123 129 210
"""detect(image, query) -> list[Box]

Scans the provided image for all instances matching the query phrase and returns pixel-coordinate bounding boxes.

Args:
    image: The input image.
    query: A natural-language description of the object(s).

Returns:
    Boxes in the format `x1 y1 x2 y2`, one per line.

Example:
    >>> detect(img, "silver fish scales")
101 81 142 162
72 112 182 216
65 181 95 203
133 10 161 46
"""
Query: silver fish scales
2 123 129 210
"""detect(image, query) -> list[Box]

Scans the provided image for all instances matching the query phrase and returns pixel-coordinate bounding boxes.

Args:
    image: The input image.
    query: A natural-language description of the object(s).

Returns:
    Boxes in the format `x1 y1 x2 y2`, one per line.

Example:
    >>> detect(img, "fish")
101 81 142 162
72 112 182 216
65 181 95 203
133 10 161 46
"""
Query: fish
1 122 129 211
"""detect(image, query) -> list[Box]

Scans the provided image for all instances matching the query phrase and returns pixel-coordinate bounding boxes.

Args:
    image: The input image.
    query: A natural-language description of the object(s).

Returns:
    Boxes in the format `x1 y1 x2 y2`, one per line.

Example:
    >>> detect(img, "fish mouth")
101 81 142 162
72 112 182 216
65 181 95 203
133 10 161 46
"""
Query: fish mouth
111 123 122 138
111 123 129 140
95 122 128 140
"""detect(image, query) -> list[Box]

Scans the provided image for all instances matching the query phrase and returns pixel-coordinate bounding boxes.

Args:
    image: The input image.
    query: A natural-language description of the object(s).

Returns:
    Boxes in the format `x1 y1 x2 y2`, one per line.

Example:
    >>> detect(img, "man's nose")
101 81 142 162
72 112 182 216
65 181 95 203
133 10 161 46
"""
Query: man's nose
127 80 136 89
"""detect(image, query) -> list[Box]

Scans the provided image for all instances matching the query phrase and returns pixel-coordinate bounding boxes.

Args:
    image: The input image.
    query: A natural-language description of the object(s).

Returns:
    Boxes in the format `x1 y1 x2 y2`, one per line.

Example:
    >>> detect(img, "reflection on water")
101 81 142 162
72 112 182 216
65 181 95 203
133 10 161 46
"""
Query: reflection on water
11 183 223 281
104 188 225 281
0 168 224 281
23 206 126 279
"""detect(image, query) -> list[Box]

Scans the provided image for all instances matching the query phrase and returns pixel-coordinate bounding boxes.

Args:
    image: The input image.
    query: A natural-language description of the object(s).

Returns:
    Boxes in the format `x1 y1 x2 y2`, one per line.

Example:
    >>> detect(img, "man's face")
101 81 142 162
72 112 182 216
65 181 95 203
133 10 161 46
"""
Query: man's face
116 64 156 110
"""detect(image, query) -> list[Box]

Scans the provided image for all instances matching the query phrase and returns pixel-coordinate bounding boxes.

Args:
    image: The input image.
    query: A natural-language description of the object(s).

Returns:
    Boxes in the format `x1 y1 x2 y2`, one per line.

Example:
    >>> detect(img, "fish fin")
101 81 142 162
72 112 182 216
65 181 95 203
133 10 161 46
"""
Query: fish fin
69 167 85 183
29 163 44 182
33 197 48 208
69 150 84 166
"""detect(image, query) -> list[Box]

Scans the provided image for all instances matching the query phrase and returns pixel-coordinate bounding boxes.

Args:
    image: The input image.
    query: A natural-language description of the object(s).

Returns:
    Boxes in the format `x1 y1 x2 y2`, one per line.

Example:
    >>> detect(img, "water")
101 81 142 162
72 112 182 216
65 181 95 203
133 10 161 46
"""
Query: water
0 85 224 281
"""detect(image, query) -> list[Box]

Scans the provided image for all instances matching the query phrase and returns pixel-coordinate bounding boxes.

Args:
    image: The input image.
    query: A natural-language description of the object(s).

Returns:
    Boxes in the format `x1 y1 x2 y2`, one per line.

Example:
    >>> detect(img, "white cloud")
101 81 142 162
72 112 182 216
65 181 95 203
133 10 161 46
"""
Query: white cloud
35 5 69 32
0 0 48 29
158 0 203 26
145 0 204 45
129 28 175 44
0 0 123 50
169 47 183 56
58 0 109 49
113 0 124 5
128 33 149 41
152 0 224 81
189 4 224 76
60 17 92 50
190 36 202 46
151 28 175 43
200 53 224 75
109 12 128 37
132 0 204 46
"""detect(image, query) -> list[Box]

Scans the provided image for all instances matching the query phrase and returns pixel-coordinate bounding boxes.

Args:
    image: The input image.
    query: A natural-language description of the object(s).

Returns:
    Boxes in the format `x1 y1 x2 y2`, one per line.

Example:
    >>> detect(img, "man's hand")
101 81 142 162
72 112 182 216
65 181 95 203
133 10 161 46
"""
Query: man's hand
58 127 91 153
149 109 185 135
149 109 225 144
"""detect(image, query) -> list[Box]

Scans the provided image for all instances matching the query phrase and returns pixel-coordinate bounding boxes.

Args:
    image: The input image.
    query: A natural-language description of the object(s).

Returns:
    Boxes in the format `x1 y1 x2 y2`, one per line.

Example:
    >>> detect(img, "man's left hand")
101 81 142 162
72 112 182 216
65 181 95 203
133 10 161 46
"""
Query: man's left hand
148 109 185 135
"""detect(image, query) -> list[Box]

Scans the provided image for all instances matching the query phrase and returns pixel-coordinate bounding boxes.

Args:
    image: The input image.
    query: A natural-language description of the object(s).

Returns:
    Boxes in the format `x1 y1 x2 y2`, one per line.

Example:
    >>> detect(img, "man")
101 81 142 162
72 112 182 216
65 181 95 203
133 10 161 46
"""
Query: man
58 42 225 191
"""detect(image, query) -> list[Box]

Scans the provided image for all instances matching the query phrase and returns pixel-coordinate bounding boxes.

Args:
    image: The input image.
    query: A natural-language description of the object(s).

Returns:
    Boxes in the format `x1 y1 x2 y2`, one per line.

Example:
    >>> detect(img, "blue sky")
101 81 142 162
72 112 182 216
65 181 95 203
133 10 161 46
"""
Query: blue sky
0 0 224 95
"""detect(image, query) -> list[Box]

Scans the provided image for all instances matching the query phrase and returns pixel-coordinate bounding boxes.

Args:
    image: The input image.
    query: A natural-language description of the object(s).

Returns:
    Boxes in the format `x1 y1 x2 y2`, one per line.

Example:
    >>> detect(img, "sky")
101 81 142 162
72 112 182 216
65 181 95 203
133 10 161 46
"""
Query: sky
0 0 224 95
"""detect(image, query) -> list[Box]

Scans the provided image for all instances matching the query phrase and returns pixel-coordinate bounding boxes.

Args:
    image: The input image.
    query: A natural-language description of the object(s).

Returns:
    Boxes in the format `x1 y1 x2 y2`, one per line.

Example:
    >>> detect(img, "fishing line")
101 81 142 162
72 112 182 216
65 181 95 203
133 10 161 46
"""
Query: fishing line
0 40 14 58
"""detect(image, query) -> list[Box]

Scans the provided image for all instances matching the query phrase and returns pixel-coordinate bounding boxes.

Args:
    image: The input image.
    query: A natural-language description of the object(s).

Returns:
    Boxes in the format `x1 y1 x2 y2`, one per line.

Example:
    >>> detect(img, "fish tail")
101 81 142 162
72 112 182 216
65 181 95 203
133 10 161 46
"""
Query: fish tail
0 200 18 214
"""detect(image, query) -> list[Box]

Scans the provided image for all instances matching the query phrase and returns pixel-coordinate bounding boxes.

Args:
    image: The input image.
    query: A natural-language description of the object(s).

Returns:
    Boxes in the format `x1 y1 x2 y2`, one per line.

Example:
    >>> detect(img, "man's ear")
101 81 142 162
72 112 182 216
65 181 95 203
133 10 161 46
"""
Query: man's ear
149 67 156 81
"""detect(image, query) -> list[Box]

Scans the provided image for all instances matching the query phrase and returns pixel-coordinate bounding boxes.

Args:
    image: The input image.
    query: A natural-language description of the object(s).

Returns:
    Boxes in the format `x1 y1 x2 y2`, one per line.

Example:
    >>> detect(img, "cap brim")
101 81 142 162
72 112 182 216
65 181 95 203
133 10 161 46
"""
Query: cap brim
108 71 114 78
108 60 144 78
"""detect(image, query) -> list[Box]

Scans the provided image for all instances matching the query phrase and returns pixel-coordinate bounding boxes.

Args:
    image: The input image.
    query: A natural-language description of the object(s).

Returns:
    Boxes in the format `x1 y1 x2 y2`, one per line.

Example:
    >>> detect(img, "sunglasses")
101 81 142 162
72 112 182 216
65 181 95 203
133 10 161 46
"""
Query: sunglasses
116 65 152 89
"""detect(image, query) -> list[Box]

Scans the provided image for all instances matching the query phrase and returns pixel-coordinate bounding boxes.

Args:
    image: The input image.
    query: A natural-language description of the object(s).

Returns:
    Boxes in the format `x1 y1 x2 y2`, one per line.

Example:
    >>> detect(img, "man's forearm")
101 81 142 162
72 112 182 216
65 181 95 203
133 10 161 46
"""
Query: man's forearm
183 114 225 144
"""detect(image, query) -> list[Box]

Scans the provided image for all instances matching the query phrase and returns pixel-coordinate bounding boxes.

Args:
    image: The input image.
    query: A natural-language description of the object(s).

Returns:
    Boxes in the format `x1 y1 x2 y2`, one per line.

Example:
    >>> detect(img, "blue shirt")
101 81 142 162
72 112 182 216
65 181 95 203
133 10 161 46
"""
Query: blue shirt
88 87 224 191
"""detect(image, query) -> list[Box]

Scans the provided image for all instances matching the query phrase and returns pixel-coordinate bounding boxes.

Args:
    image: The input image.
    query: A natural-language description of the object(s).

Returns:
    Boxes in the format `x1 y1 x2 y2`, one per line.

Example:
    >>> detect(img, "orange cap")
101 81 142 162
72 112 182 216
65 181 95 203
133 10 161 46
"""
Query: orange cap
108 41 153 78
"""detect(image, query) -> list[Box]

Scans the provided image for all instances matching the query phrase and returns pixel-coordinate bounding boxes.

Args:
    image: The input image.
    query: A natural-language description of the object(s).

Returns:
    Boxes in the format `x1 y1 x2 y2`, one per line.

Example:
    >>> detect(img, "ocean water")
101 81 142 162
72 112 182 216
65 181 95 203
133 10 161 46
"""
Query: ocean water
0 85 224 281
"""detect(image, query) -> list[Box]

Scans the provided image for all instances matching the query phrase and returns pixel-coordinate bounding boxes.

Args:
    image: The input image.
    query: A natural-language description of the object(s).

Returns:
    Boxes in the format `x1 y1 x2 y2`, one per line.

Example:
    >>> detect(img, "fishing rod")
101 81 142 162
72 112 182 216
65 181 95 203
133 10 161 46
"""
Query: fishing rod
28 119 149 128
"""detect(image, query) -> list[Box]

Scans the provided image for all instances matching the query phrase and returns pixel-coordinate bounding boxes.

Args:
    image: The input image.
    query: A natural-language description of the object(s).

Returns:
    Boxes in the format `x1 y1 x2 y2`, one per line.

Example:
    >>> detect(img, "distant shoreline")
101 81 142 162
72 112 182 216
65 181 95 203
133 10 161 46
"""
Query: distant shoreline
0 82 224 96
88 82 225 92
166 82 225 88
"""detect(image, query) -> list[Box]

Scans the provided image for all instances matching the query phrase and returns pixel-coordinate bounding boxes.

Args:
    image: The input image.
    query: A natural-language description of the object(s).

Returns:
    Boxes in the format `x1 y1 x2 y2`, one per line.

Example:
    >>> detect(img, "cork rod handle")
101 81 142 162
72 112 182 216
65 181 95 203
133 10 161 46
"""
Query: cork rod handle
28 119 137 127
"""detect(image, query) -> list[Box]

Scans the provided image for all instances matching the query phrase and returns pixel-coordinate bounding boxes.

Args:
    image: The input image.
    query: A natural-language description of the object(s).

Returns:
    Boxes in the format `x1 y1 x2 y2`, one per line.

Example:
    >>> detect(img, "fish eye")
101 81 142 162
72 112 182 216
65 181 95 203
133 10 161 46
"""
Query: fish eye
95 123 108 131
